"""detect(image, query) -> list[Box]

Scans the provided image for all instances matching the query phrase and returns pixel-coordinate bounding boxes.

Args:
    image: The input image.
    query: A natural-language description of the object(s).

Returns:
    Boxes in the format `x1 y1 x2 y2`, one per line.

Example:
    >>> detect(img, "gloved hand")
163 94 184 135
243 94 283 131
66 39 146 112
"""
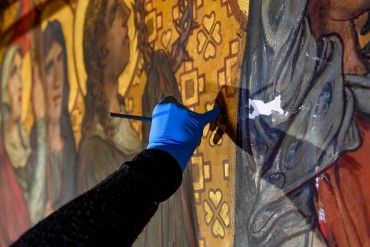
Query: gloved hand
147 96 221 171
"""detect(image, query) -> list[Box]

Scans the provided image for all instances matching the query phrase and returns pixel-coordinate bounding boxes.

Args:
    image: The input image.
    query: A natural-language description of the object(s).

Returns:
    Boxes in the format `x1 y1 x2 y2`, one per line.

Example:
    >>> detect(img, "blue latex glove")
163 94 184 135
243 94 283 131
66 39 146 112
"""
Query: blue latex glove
147 96 221 171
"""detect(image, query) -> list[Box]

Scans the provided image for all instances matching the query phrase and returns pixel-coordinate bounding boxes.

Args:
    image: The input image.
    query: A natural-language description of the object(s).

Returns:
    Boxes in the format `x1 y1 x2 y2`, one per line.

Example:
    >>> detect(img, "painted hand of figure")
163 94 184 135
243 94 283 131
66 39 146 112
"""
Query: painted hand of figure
147 96 221 171
32 64 45 120
209 86 238 145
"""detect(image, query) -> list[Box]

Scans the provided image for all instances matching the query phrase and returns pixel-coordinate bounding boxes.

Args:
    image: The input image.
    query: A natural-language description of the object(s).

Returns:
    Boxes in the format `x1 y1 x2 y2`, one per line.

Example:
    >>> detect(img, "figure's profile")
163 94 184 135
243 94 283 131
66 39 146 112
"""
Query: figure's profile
77 0 141 194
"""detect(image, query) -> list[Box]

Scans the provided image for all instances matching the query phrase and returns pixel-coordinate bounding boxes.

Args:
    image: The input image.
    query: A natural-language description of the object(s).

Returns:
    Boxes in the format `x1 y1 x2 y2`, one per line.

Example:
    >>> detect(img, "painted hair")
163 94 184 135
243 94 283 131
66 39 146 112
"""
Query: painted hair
81 0 130 140
0 0 10 22
0 45 32 169
0 45 22 131
43 20 76 151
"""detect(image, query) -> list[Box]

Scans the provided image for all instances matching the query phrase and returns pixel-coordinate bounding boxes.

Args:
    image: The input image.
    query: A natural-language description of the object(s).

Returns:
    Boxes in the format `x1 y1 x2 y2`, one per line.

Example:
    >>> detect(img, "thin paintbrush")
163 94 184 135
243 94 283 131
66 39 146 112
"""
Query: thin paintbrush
109 112 152 122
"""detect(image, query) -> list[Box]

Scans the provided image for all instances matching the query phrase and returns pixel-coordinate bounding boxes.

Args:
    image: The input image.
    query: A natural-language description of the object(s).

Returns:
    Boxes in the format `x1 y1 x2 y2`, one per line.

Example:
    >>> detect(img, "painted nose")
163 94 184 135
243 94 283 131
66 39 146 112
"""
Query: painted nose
54 63 62 88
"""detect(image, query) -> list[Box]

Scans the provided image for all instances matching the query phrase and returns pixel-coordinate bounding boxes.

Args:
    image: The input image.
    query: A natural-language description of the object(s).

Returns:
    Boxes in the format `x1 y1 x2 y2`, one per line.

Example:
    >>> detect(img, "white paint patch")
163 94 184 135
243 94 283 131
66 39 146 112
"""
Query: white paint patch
319 208 326 223
249 95 285 119
305 52 321 61
315 177 319 189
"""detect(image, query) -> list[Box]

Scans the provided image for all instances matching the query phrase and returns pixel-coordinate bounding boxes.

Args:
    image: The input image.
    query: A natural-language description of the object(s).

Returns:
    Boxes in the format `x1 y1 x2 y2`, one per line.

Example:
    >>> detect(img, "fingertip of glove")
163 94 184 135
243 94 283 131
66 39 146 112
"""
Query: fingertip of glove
159 96 178 104
205 106 222 122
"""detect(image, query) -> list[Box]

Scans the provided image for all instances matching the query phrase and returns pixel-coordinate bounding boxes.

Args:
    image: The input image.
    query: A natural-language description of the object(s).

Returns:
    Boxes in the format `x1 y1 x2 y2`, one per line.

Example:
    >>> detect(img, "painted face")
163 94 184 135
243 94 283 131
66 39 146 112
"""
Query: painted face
45 41 65 124
103 0 130 78
7 51 23 122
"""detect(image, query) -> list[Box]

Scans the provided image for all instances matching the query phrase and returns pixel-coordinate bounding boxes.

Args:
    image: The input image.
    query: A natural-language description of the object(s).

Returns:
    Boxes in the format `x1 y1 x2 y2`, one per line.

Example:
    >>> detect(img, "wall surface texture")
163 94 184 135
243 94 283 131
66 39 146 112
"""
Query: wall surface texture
1 0 370 246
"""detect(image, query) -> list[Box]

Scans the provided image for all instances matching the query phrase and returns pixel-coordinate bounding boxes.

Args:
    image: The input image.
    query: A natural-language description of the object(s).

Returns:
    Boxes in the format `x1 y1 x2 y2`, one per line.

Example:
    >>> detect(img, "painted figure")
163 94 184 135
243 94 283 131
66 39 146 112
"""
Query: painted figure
36 21 77 214
307 1 370 245
221 0 370 245
0 45 31 247
0 44 47 225
137 55 199 247
131 0 199 246
77 0 141 194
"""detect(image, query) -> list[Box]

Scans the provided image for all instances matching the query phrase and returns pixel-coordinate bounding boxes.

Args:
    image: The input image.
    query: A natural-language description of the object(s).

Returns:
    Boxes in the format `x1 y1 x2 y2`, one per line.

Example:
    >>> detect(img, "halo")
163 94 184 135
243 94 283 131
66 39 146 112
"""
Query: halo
74 0 139 97
41 1 78 112
21 50 32 122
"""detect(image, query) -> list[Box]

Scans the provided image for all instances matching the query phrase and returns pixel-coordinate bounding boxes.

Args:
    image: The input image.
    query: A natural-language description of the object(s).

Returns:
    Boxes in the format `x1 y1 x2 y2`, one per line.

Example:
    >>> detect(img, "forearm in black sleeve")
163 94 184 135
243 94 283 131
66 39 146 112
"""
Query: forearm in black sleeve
12 149 182 247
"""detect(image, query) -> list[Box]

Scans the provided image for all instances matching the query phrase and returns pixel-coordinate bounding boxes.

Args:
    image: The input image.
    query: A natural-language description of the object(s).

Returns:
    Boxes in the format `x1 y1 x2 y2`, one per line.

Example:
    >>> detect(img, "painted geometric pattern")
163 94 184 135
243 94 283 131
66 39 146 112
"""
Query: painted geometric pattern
144 0 243 246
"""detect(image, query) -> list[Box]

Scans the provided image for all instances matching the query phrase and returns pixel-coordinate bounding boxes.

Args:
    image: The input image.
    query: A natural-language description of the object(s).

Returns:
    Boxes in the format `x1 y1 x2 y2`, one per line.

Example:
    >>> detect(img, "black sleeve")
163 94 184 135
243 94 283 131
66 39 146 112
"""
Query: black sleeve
12 149 183 247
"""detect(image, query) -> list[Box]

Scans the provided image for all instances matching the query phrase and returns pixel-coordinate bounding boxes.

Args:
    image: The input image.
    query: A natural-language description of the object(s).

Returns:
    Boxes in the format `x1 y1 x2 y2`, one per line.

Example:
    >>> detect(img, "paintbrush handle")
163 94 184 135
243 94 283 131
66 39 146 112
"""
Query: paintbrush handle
109 112 152 122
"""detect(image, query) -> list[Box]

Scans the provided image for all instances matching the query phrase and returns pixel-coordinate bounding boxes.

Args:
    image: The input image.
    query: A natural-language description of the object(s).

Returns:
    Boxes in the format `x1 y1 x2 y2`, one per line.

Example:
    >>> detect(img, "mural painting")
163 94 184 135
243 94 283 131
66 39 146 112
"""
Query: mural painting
212 0 370 246
0 0 370 246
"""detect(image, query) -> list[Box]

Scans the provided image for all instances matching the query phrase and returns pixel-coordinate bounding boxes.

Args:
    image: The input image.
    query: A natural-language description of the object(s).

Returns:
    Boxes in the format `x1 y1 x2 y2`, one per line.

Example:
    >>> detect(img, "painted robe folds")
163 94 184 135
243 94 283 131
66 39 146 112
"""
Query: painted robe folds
234 0 368 245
